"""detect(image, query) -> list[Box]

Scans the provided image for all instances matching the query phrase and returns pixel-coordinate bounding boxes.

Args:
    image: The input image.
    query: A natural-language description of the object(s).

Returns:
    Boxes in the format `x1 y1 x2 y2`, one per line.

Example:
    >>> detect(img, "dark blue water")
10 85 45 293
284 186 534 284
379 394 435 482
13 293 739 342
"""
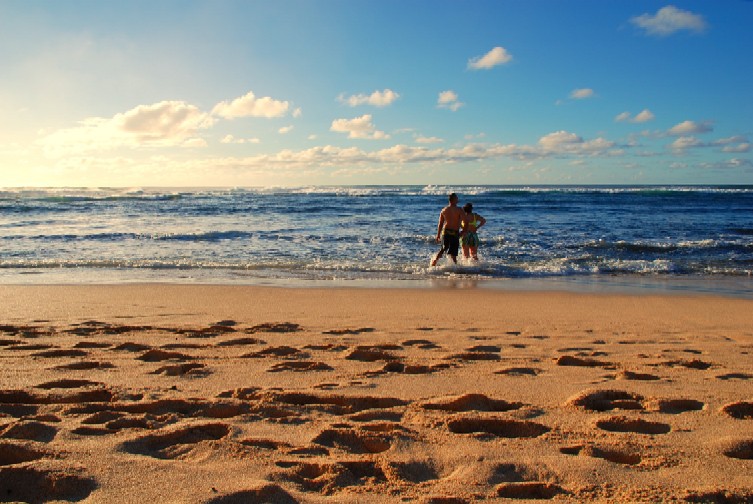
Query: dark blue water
1 186 751 294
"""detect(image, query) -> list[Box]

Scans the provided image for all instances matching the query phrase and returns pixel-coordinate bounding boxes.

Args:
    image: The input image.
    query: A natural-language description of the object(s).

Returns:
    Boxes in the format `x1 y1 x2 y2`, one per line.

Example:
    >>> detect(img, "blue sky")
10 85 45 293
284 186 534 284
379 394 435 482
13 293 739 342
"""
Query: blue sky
1 0 751 187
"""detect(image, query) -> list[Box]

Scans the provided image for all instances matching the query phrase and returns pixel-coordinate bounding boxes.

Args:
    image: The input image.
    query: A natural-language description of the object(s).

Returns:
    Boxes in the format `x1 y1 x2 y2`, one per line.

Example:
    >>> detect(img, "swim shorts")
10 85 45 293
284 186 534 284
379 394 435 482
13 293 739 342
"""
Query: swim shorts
443 229 460 257
461 231 479 248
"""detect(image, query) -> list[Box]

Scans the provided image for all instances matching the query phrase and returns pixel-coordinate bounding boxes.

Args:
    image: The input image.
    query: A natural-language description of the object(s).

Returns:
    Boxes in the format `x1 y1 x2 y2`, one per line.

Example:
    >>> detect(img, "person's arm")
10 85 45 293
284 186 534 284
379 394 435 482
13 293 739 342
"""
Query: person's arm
460 210 470 236
477 214 486 228
435 211 445 242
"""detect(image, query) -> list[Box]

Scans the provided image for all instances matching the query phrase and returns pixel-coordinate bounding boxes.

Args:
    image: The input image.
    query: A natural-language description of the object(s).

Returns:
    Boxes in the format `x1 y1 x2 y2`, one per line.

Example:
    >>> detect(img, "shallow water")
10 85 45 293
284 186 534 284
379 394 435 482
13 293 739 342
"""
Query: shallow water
1 185 751 296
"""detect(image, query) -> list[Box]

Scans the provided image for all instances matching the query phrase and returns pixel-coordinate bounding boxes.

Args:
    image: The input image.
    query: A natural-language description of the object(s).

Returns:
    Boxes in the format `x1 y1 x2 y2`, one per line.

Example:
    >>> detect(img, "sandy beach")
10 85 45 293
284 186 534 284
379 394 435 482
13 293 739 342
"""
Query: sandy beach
1 284 752 503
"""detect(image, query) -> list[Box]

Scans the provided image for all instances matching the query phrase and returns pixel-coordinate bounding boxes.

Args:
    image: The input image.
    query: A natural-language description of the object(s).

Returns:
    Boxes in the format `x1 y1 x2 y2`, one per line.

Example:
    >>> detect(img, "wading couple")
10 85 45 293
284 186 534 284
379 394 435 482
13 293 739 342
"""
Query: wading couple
431 192 486 266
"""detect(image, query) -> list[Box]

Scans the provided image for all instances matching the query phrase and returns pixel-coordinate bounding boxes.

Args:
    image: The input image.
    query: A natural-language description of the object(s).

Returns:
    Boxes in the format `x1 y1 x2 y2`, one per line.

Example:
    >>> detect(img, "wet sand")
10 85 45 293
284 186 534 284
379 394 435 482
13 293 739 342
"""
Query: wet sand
1 285 752 503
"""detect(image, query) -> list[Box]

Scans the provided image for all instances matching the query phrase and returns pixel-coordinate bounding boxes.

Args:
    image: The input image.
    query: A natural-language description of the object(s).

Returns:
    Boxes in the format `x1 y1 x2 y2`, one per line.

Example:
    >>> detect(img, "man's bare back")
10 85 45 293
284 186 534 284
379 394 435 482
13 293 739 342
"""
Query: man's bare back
440 204 465 232
432 193 468 266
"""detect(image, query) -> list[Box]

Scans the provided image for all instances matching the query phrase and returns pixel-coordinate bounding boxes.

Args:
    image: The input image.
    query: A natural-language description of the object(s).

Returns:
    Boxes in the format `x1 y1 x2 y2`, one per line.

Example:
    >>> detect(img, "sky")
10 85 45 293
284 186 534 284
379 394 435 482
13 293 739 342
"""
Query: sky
1 0 752 187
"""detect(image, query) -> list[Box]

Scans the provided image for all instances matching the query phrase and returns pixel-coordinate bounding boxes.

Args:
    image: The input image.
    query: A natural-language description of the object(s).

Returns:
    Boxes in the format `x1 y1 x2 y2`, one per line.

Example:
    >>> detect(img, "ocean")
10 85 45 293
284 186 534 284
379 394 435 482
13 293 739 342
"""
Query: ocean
1 185 752 297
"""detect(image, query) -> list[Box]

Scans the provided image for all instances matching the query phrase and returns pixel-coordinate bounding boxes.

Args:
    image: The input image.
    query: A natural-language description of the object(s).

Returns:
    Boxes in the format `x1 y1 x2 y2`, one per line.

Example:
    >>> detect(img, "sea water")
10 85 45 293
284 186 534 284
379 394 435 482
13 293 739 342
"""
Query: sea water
1 186 751 297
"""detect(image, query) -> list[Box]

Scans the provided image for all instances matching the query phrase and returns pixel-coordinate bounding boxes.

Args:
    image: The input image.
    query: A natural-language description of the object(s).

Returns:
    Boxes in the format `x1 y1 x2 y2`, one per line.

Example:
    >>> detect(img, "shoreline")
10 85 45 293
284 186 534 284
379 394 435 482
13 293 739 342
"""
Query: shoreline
2 272 752 300
1 285 752 502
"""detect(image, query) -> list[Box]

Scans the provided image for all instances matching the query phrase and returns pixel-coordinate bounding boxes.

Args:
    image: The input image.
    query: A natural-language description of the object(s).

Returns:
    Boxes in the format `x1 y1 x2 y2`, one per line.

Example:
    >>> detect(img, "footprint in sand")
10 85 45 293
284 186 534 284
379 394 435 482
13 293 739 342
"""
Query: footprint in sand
496 482 565 500
0 466 96 502
35 379 104 390
137 349 194 362
216 337 266 347
566 444 642 465
311 427 394 454
322 327 374 335
614 370 661 381
555 355 613 369
372 362 452 376
203 484 298 504
720 438 753 460
243 346 309 359
245 322 301 334
495 367 541 377
0 421 58 442
274 460 386 495
268 361 334 373
73 341 112 349
113 342 151 352
8 344 55 351
32 349 89 358
716 373 753 381
402 339 441 349
0 404 38 418
659 358 714 370
567 390 645 412
349 409 404 423
161 343 207 350
595 416 671 435
54 361 115 370
0 441 51 466
447 417 550 438
152 363 208 376
421 394 524 413
264 391 408 415
490 463 565 500
346 346 401 362
721 401 753 420
119 422 231 459
650 398 704 414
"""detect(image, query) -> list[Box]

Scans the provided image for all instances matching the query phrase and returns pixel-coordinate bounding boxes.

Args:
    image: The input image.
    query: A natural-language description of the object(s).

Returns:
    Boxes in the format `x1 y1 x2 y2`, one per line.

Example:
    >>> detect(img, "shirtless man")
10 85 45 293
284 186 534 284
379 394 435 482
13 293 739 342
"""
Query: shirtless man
431 193 468 266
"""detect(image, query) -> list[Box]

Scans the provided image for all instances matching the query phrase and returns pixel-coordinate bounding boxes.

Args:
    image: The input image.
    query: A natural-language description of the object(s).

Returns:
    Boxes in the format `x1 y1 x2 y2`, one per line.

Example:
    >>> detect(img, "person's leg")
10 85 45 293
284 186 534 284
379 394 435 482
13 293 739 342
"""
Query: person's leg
431 247 444 266
470 246 478 260
462 244 471 259
449 235 460 264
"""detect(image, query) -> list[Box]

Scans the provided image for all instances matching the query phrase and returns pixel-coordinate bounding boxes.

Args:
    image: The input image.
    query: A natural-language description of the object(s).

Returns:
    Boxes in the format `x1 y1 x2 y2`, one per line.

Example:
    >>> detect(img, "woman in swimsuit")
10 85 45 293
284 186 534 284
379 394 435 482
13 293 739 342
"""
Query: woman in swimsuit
461 203 486 261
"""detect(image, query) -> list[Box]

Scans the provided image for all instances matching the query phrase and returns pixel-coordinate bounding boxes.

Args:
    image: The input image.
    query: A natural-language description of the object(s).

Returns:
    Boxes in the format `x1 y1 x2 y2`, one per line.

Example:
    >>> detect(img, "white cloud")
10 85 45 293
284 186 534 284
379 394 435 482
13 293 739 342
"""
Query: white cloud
631 5 708 37
117 101 215 140
721 143 750 154
668 120 713 136
38 101 215 156
220 135 261 145
713 136 751 153
570 88 595 100
616 109 655 123
212 90 290 119
278 125 294 135
415 135 444 144
330 114 389 140
538 131 616 155
670 136 704 151
615 112 632 122
468 46 513 70
338 89 400 107
437 90 463 111
633 109 655 123
292 108 302 118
